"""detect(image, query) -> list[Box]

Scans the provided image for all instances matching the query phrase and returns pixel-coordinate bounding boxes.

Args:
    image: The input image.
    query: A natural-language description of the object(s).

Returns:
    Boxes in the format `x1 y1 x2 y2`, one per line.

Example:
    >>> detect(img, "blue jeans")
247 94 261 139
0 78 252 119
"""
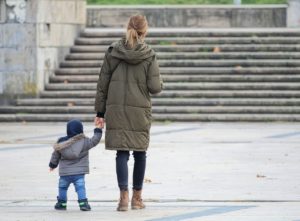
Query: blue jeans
116 151 146 191
58 174 86 201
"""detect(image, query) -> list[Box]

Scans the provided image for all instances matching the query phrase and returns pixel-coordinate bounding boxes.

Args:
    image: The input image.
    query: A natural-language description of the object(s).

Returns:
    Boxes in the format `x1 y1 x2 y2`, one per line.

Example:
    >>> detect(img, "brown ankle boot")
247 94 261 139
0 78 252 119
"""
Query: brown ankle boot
131 189 145 210
117 190 129 211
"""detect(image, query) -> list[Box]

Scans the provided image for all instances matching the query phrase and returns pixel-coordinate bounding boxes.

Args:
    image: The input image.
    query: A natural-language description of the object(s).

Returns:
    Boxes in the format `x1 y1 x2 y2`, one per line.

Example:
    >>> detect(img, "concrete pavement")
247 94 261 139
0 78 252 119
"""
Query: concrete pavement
0 122 300 220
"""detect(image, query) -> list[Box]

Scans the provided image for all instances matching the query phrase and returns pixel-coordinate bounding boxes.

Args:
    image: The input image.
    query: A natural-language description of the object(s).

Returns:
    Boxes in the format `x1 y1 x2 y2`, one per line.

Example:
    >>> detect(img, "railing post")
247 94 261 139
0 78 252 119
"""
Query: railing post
234 0 242 5
287 0 300 27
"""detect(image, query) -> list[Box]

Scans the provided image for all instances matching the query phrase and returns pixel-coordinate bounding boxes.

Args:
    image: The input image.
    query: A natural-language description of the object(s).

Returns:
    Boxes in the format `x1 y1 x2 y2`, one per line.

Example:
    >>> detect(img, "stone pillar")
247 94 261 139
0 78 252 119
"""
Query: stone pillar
287 0 300 27
0 0 86 104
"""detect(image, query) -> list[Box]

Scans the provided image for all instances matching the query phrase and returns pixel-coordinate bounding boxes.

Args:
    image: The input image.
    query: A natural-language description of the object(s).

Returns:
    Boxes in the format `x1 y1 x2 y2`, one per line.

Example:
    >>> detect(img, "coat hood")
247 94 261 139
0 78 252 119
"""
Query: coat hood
110 38 155 64
67 119 83 137
56 119 84 144
54 133 85 151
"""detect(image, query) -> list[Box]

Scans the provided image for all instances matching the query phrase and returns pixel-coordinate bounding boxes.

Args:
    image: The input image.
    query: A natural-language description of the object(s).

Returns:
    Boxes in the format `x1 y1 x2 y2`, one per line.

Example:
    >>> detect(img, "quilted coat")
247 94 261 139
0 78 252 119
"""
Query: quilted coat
95 38 163 151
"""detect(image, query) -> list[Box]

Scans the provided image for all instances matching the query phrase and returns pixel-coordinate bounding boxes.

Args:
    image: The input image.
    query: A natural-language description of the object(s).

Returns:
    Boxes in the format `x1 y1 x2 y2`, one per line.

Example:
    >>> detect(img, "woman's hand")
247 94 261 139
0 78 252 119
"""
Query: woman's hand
94 117 105 128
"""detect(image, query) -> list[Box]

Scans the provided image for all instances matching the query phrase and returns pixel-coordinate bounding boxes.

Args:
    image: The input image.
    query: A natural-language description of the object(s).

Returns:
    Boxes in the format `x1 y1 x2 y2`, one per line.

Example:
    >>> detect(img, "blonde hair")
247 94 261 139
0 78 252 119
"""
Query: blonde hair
126 15 148 48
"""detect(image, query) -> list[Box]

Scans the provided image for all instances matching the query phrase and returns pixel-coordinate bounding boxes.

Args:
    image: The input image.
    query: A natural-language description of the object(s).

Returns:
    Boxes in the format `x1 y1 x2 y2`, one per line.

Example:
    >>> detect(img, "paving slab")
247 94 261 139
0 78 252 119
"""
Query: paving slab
0 122 300 220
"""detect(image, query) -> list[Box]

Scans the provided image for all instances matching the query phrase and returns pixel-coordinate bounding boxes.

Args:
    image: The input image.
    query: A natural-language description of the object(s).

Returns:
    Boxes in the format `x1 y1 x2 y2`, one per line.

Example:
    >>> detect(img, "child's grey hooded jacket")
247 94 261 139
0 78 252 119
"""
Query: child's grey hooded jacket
49 119 102 176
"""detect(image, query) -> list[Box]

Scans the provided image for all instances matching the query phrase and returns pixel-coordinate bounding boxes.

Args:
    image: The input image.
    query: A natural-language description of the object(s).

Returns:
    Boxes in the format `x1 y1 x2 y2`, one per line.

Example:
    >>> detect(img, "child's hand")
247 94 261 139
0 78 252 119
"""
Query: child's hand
49 168 55 172
95 117 105 128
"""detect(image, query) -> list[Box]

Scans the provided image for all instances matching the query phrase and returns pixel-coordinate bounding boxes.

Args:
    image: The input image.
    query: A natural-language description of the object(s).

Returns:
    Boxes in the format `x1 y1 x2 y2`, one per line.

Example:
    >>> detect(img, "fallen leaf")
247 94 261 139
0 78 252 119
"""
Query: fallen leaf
144 178 152 183
256 174 266 178
213 46 221 53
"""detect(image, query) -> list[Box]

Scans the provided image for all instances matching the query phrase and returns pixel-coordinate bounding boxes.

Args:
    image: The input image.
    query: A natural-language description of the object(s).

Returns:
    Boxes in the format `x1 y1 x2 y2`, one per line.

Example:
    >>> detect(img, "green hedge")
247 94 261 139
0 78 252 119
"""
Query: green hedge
87 0 287 4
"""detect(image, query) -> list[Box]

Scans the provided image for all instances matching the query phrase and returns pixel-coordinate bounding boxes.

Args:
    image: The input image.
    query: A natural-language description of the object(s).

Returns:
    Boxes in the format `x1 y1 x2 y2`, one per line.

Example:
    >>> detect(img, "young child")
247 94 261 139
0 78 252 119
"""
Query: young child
49 119 102 211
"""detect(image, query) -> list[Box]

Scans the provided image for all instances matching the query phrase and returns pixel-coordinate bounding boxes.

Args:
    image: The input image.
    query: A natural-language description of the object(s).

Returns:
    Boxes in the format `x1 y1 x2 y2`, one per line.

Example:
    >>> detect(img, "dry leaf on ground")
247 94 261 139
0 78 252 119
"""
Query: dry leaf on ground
256 174 266 178
213 46 221 53
144 178 152 183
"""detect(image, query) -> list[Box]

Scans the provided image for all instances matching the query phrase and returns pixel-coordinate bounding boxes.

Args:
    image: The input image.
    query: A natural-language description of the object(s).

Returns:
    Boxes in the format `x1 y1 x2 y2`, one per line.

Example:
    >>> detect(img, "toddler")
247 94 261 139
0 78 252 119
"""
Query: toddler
49 119 102 211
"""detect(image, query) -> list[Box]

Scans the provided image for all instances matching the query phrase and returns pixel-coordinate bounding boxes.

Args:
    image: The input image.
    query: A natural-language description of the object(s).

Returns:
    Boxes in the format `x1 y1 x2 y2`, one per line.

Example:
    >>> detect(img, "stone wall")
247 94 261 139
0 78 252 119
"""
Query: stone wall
0 0 86 104
87 5 287 28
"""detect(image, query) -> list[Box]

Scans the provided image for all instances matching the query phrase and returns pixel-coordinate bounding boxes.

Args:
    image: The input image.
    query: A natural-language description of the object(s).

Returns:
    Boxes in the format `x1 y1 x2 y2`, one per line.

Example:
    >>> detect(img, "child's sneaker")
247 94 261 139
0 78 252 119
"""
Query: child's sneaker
78 199 91 211
55 197 67 210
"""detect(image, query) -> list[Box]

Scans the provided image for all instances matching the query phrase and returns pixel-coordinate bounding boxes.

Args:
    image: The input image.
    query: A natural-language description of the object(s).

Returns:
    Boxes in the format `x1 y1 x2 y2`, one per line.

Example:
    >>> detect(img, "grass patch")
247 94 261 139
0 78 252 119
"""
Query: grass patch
87 0 287 5
159 41 174 45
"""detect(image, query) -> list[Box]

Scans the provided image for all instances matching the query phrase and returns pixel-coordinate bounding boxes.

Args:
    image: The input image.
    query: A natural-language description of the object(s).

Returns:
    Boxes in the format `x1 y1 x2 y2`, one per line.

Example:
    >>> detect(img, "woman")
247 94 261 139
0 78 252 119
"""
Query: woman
94 15 163 211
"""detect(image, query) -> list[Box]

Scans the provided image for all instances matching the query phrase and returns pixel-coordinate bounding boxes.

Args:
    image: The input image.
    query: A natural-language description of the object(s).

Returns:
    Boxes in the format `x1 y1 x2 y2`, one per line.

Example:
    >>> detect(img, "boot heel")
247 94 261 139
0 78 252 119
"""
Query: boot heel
131 189 145 210
117 190 129 212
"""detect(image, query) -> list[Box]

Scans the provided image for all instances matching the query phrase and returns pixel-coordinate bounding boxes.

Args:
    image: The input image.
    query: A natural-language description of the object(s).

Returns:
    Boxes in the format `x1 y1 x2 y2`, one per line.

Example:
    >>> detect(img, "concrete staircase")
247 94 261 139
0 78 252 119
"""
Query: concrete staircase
1 28 300 122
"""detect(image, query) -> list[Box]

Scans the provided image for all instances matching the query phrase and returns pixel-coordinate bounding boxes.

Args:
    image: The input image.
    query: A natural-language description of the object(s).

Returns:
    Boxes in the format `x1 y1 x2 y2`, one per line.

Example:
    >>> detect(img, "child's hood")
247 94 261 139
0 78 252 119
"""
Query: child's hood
53 133 85 151
67 119 83 138
53 119 86 159
54 119 84 149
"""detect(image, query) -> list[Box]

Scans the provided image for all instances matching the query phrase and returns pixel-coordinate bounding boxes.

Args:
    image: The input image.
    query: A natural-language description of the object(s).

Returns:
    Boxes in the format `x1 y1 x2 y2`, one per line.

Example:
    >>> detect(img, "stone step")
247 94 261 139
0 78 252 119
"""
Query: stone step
55 68 100 75
39 90 300 98
0 114 17 122
50 74 300 83
16 98 300 107
75 37 300 45
17 98 94 106
157 67 300 75
60 61 101 68
152 114 300 122
66 53 104 60
45 82 300 91
55 67 300 75
81 29 300 38
1 113 300 122
60 60 300 68
70 45 300 53
4 28 300 122
65 52 300 60
2 106 300 114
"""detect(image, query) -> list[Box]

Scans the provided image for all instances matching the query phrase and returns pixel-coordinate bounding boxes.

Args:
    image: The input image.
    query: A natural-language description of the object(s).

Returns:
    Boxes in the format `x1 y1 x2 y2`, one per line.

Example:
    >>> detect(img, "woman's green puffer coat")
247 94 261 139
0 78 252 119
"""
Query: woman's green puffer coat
95 38 163 151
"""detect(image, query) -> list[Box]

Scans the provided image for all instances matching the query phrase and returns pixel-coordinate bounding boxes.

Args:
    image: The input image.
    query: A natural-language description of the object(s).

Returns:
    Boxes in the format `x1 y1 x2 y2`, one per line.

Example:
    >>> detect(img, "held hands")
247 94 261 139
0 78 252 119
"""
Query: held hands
94 117 105 129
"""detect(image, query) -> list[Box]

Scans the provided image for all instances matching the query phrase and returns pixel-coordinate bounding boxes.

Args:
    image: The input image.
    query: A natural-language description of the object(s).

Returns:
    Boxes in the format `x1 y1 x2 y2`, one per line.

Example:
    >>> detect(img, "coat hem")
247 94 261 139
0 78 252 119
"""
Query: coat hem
59 172 89 177
105 146 148 152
